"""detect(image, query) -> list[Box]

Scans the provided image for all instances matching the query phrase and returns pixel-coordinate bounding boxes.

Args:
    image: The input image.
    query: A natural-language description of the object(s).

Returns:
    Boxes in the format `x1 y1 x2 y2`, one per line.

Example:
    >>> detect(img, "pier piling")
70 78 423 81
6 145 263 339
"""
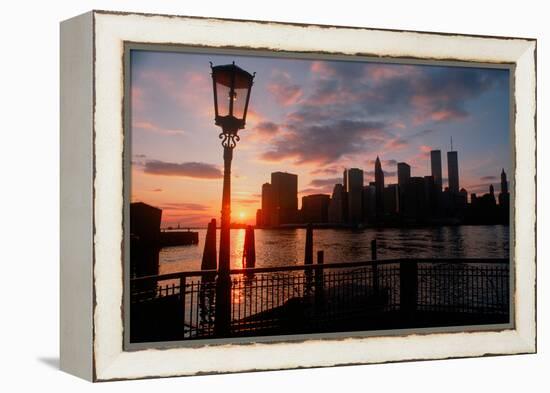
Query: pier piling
243 225 256 269
201 219 217 271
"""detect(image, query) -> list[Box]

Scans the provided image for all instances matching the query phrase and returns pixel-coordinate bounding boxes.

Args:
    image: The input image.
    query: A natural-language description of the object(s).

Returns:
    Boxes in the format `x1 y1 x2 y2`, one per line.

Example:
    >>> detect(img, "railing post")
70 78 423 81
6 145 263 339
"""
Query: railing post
315 250 325 309
400 261 417 321
371 239 379 299
305 223 313 265
180 275 187 337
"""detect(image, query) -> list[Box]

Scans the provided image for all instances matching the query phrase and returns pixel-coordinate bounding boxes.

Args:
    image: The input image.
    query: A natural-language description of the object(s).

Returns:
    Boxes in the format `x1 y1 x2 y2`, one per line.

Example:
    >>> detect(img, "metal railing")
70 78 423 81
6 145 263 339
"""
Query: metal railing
130 257 509 341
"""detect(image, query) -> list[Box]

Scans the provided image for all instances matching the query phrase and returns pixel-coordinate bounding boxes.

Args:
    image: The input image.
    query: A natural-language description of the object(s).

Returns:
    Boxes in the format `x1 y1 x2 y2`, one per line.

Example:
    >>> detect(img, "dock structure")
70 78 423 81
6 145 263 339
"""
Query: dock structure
160 230 199 247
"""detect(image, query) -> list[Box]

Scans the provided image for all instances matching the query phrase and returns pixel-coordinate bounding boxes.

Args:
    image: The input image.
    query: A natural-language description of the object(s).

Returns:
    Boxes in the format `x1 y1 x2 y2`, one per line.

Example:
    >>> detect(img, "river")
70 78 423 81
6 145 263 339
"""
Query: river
158 225 509 275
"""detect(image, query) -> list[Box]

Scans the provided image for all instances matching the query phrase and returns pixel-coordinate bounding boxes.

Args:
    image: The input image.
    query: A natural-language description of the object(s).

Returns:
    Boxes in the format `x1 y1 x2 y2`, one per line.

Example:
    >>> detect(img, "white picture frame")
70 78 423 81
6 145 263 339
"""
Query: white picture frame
60 10 536 381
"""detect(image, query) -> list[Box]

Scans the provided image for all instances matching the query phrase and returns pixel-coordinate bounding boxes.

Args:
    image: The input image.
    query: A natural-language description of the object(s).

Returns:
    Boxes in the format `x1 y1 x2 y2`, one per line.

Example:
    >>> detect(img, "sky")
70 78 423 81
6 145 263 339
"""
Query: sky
130 49 511 227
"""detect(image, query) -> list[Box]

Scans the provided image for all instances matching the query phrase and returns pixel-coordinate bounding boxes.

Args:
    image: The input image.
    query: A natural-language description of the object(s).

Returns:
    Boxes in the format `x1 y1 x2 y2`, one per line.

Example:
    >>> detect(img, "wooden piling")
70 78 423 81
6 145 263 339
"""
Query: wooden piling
243 225 256 268
305 223 313 265
201 219 217 271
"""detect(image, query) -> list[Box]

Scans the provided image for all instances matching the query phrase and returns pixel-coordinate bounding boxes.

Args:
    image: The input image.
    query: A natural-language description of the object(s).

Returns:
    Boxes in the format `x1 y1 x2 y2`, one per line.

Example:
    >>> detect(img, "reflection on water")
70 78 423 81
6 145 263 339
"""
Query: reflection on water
158 226 509 274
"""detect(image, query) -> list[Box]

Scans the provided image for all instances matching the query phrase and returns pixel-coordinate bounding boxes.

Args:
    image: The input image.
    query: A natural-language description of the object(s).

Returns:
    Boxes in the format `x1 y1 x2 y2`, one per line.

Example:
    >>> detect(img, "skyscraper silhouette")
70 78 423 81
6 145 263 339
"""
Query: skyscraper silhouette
430 150 443 192
344 168 364 225
271 171 298 225
328 183 345 224
397 162 411 189
500 168 508 194
498 169 510 224
260 182 274 226
375 156 385 219
447 150 459 194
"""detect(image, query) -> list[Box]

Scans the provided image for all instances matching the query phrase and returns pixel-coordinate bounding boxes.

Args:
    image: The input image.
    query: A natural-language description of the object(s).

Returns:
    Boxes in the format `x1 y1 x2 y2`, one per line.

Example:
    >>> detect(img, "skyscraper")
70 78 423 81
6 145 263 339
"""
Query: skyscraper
375 156 385 219
301 194 330 223
383 184 400 215
271 171 298 225
260 182 274 226
397 162 411 189
430 150 443 191
447 150 459 194
498 169 510 224
362 184 377 223
500 168 508 194
328 183 345 224
344 168 363 224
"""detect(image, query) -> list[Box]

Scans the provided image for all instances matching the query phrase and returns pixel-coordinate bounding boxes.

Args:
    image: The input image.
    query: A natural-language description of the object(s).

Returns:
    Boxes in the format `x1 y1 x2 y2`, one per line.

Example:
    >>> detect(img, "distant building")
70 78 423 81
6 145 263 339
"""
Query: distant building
344 168 364 225
260 182 274 226
383 184 400 216
301 194 330 223
430 150 443 192
447 150 459 194
498 169 510 206
500 168 509 194
328 183 345 224
498 169 510 224
471 193 478 207
374 157 385 220
256 209 263 227
271 171 299 225
397 162 411 189
402 177 427 221
423 175 437 216
363 184 377 224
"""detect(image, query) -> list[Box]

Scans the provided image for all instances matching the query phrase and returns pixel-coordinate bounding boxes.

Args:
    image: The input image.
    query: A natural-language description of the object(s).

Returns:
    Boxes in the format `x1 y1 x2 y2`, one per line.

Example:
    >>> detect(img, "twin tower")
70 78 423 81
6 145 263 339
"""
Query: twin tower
428 149 459 194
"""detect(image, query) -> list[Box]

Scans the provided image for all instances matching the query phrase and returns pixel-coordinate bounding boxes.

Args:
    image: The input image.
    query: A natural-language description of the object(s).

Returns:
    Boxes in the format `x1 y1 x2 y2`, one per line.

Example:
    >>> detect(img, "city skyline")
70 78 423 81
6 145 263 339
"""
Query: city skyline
130 50 511 227
256 150 509 228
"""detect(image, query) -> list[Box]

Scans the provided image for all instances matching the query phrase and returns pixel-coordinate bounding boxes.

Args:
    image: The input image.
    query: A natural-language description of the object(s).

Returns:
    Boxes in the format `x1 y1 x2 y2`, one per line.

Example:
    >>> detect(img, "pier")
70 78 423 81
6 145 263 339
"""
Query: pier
160 230 199 247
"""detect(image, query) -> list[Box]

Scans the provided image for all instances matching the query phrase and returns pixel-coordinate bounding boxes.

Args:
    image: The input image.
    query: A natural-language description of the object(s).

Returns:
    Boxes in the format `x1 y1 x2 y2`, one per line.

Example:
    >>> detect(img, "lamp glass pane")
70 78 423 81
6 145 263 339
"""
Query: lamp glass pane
216 81 231 117
232 86 248 120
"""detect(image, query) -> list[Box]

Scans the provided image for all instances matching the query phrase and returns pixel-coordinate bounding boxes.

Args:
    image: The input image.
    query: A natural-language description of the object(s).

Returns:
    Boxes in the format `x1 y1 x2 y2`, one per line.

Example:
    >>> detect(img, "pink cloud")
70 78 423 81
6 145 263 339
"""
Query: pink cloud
365 64 418 82
410 94 468 125
384 137 408 150
267 70 303 106
132 120 186 136
310 61 335 78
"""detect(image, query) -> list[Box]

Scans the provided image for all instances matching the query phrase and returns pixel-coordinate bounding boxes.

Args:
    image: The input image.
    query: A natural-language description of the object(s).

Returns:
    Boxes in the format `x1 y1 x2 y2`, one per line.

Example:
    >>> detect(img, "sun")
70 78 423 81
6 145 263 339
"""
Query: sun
238 211 246 220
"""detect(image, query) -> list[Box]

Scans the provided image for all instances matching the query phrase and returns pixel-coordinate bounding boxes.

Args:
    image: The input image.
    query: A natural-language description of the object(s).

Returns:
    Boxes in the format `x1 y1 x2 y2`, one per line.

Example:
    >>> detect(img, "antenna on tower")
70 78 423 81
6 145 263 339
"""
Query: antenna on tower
450 136 454 152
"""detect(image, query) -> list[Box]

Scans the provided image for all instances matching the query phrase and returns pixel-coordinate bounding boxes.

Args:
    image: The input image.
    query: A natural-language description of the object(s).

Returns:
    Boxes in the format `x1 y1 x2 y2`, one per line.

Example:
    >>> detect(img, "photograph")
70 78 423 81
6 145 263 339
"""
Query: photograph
127 47 512 344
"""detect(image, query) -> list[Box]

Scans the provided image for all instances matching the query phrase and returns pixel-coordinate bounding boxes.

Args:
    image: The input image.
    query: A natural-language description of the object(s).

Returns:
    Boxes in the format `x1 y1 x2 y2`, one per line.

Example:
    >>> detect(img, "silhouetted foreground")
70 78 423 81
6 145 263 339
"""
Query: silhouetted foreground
130 257 509 343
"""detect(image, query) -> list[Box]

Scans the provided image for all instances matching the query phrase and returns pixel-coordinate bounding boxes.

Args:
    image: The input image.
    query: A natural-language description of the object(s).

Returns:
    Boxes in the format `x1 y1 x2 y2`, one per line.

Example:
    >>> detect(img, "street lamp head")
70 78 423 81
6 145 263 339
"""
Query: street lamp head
210 62 255 146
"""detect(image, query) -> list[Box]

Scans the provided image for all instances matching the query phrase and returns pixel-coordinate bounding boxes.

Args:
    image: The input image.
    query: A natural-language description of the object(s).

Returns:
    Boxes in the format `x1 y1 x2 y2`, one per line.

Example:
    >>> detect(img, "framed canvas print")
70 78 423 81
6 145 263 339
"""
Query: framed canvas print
60 10 537 381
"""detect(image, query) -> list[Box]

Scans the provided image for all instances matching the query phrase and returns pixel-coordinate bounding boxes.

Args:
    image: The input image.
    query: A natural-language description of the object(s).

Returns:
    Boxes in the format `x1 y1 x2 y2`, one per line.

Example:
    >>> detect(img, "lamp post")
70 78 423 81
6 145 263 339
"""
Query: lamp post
210 61 255 336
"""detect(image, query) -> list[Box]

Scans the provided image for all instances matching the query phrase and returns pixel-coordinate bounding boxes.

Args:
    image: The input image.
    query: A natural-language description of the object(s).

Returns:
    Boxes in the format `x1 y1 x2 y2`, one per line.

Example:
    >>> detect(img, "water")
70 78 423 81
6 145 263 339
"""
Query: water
159 226 509 275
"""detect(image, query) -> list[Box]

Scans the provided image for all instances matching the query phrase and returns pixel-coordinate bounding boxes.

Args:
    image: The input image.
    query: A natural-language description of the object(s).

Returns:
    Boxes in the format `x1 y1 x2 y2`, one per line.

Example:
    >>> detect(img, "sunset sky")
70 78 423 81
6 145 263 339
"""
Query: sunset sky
130 50 511 227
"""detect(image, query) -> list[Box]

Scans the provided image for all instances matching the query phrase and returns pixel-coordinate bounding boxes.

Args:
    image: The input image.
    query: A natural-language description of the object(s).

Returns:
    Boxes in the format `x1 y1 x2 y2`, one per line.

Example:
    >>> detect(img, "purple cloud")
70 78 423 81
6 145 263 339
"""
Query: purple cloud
143 160 223 179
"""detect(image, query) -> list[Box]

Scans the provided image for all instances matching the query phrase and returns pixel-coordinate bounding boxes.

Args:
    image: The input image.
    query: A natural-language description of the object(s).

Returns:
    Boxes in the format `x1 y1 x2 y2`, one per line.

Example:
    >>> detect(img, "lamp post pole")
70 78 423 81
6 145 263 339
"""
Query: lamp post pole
210 62 254 337
215 144 234 336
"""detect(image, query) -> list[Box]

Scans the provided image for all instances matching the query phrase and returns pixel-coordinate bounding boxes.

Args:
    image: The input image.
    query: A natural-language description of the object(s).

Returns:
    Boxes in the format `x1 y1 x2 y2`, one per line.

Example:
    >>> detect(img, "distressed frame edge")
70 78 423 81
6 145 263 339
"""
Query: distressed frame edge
59 11 95 381
90 11 537 381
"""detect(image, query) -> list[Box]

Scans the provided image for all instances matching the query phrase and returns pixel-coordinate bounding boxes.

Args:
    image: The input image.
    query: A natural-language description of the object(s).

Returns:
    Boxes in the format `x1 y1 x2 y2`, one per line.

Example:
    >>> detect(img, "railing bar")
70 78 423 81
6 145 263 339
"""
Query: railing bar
131 258 509 284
